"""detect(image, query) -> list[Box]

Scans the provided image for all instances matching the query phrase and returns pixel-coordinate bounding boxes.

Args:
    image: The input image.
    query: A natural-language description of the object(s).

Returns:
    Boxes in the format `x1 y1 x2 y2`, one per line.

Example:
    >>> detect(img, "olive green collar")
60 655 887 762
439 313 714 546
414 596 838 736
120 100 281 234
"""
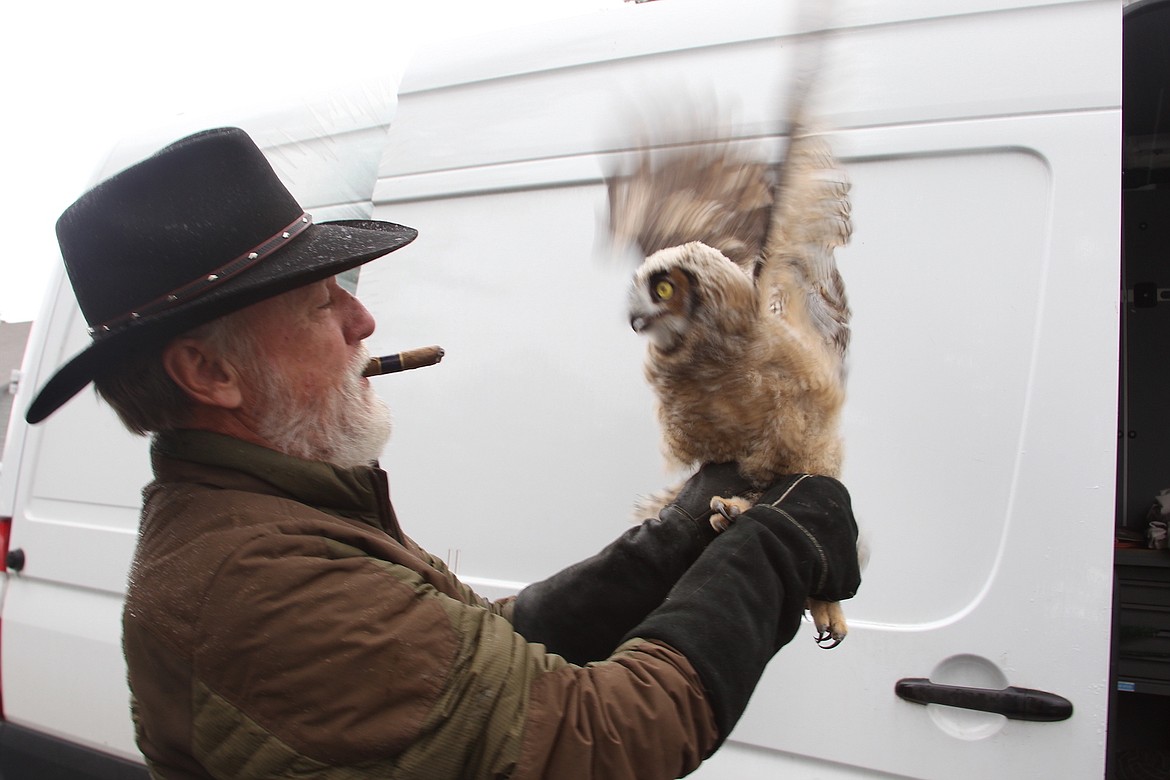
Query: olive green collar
151 429 389 525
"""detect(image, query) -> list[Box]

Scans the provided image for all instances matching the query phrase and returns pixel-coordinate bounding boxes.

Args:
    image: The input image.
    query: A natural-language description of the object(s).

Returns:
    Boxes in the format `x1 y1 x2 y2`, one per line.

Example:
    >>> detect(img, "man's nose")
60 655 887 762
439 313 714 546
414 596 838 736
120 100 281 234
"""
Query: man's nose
341 288 376 343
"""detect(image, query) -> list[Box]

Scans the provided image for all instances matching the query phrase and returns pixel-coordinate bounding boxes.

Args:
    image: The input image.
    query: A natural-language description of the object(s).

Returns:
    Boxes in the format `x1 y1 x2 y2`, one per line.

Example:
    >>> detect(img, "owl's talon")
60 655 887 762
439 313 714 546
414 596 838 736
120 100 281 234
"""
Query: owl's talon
710 499 729 518
808 598 848 648
815 632 843 649
709 495 751 533
708 500 734 533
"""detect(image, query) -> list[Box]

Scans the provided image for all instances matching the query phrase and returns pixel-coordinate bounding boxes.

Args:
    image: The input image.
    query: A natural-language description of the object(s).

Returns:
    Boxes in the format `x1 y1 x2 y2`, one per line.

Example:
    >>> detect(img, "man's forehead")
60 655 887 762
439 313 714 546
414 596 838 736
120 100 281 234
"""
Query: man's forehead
298 274 352 299
290 276 338 302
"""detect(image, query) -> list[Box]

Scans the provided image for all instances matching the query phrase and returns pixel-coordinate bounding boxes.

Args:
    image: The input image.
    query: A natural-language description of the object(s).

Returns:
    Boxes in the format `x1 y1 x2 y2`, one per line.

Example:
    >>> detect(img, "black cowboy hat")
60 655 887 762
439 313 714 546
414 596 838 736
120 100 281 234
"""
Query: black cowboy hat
26 126 417 424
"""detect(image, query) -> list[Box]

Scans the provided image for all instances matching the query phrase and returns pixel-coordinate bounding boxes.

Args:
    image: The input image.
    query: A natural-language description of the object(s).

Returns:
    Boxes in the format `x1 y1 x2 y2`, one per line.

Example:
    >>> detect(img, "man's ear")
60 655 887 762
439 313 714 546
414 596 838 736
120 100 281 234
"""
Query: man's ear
162 338 244 410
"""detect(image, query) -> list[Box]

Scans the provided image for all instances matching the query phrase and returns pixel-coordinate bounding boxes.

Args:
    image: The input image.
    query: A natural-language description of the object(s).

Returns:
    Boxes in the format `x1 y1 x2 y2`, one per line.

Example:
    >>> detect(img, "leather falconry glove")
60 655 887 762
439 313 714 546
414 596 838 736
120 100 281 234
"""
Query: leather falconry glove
512 463 753 665
623 473 861 746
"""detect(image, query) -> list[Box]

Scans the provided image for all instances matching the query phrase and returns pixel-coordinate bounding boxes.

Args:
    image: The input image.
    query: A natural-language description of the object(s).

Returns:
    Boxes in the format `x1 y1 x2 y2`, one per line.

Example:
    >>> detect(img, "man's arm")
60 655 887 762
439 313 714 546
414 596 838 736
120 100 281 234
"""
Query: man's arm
167 473 857 780
510 463 752 663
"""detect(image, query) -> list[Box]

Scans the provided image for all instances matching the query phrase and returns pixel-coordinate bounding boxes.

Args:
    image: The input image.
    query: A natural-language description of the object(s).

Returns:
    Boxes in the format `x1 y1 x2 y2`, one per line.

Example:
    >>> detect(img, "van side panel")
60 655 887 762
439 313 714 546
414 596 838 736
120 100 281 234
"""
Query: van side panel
369 1 1120 777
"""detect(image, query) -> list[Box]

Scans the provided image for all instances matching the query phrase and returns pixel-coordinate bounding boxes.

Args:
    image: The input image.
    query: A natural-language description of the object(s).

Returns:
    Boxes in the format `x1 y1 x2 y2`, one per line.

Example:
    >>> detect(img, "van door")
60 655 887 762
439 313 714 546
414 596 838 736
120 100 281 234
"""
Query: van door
364 0 1120 776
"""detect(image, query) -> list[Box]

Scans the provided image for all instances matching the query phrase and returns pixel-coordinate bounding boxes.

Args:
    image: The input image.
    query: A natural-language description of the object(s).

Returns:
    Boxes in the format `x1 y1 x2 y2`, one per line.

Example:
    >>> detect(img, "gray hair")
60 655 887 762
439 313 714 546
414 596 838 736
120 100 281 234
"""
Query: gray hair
93 311 256 435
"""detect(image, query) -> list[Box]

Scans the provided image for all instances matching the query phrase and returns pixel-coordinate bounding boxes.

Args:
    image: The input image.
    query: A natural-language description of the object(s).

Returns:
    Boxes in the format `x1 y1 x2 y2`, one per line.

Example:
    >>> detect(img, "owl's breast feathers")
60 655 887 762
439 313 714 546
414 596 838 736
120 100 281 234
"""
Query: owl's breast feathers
645 321 845 479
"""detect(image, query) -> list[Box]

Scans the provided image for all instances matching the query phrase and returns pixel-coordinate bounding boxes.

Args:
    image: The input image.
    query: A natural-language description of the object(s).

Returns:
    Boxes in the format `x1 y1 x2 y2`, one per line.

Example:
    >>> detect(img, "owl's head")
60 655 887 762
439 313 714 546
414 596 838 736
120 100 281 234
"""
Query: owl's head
628 241 755 353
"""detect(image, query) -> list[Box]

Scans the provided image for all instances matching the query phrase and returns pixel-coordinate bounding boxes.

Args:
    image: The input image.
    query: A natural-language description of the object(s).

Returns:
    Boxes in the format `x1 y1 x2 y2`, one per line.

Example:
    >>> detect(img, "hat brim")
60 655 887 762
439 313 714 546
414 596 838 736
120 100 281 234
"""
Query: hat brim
26 218 417 424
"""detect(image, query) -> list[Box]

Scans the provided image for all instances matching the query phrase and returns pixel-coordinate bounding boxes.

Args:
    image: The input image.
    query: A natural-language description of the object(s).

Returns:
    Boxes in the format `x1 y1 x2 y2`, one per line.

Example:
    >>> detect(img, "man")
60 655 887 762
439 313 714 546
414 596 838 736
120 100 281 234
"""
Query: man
28 127 860 779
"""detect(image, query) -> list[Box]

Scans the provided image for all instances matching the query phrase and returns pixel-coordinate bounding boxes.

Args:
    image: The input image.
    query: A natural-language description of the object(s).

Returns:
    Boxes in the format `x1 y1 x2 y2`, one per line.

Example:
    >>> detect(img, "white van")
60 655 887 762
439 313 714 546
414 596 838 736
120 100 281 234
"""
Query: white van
1 0 1163 776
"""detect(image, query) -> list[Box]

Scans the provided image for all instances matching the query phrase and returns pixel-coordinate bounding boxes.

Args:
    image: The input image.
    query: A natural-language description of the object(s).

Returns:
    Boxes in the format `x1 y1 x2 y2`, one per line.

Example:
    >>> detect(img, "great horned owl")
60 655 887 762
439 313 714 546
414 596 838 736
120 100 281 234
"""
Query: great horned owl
607 116 857 646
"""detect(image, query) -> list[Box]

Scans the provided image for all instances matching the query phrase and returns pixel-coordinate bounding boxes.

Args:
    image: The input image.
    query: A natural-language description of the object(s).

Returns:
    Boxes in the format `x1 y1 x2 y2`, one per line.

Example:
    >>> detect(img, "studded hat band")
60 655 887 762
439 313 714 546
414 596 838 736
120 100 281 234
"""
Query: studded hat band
89 213 313 338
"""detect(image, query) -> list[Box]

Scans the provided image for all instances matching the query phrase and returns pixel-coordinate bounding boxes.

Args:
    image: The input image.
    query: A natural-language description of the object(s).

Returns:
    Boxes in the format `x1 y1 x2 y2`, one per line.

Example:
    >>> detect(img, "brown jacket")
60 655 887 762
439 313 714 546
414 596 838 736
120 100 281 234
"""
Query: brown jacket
124 430 718 779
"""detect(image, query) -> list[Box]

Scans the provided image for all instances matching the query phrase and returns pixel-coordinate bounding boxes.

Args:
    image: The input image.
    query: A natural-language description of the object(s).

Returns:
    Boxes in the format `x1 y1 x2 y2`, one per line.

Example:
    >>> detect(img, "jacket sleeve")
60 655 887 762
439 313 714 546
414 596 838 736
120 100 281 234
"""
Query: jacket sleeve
188 530 718 780
403 536 517 620
514 639 716 780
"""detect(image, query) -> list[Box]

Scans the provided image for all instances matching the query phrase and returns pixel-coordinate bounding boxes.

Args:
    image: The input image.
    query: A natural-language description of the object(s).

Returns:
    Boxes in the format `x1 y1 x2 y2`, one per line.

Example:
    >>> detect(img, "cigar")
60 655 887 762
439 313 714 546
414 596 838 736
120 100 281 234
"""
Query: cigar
363 345 445 377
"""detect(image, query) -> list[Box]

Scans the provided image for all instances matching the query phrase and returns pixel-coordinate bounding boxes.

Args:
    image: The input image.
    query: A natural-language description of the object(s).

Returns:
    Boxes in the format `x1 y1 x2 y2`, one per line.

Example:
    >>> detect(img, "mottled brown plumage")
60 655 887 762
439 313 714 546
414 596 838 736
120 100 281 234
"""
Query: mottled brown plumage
608 118 857 645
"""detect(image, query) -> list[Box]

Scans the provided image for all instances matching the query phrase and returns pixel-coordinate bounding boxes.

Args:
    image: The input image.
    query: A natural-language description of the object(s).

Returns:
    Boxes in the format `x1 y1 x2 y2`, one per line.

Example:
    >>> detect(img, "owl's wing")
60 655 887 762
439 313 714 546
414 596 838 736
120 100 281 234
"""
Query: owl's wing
756 126 853 360
605 142 775 271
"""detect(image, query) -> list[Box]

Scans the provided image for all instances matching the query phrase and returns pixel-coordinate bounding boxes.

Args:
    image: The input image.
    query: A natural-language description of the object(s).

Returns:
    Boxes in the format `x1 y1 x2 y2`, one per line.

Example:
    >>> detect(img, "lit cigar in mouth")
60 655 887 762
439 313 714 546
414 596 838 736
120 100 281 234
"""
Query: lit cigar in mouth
363 345 446 377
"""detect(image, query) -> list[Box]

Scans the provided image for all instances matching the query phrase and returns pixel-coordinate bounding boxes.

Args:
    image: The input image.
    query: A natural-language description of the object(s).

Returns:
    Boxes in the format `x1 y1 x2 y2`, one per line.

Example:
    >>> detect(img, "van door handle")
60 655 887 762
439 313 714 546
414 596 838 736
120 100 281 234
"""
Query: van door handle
5 547 24 572
895 678 1073 722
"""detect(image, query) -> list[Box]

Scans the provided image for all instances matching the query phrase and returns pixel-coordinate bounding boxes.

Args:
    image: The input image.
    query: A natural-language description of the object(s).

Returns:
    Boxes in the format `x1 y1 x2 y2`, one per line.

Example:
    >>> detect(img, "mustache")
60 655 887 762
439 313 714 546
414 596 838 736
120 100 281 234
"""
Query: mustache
353 345 371 374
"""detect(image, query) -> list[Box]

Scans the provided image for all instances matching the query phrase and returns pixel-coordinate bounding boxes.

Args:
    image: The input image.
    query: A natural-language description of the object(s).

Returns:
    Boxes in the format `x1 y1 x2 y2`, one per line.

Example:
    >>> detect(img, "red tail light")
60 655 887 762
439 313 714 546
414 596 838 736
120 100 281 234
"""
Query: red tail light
0 516 10 573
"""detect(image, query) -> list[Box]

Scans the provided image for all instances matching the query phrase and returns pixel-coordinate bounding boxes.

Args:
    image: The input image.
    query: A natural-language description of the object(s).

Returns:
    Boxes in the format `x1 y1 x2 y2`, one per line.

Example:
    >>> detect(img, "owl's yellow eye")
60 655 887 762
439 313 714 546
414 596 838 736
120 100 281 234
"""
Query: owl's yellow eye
655 280 675 301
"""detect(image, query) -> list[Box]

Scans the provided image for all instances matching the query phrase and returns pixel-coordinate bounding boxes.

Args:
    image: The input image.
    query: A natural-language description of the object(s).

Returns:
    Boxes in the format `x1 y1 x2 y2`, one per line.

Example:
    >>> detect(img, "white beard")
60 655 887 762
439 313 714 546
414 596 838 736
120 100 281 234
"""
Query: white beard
249 346 392 469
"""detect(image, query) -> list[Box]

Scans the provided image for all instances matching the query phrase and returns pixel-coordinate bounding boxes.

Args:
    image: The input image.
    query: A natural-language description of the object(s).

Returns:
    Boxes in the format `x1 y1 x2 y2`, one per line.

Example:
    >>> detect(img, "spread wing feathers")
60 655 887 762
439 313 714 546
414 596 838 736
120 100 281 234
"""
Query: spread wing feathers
606 144 775 270
605 126 854 364
757 130 854 362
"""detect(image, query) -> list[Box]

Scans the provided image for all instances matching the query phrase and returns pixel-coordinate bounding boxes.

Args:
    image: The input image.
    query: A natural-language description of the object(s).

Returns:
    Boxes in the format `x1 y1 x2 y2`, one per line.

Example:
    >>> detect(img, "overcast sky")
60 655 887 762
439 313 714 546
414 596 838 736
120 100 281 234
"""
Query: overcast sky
0 0 616 323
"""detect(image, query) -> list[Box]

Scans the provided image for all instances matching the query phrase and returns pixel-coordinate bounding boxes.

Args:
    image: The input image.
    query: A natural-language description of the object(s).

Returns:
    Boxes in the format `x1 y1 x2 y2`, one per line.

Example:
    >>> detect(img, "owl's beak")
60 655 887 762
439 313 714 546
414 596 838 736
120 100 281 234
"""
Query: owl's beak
630 314 649 333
